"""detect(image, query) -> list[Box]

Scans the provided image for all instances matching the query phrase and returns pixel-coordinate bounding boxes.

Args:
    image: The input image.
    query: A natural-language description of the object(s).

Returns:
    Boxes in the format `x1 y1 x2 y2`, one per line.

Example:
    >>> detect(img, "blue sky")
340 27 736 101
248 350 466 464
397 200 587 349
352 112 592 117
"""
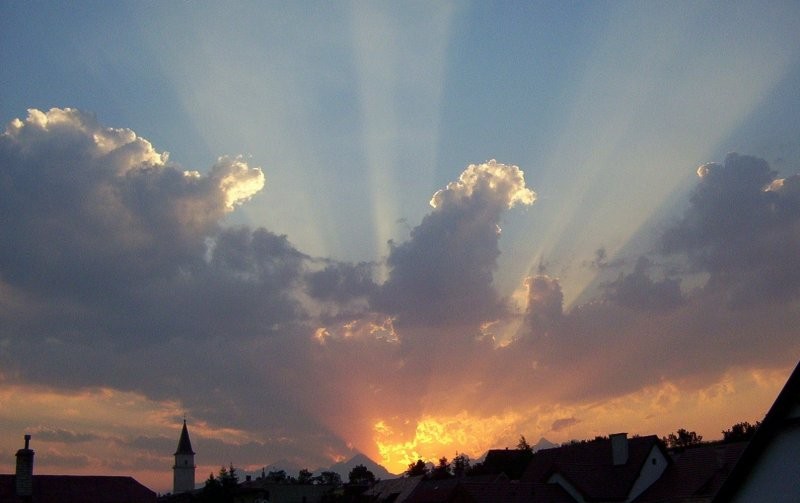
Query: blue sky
2 1 800 492
4 2 799 281
20 4 800 303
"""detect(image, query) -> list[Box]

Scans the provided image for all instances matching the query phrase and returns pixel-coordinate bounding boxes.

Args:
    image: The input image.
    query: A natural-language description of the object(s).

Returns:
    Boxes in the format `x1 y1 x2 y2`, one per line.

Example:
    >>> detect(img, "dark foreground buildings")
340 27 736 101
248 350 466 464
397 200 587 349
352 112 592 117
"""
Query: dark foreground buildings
0 435 156 503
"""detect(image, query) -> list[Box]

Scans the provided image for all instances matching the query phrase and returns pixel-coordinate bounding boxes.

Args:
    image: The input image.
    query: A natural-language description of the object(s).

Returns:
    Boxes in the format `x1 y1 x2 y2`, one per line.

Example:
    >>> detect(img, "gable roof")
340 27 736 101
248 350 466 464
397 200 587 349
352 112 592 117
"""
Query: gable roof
0 475 157 503
365 475 424 502
528 482 580 503
404 477 461 503
520 435 666 501
175 419 195 456
459 480 575 503
633 441 748 502
712 360 800 502
367 477 574 503
476 449 533 480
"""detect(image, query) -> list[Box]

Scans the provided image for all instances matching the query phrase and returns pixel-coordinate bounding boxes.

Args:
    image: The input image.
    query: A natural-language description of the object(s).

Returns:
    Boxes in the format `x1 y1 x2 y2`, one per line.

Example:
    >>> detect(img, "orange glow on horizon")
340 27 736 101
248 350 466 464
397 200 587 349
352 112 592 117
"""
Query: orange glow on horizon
373 411 525 472
0 364 791 492
367 365 790 474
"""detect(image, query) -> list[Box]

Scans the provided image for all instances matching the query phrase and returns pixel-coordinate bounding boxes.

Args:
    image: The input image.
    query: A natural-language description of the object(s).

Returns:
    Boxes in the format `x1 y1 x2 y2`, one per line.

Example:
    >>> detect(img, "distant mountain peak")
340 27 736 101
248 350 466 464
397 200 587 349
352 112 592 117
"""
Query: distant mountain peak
533 437 557 451
324 452 395 480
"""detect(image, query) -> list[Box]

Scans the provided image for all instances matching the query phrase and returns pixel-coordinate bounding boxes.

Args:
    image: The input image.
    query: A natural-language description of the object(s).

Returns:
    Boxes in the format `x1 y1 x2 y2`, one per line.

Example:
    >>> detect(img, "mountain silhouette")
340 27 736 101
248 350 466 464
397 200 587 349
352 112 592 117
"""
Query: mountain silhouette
322 453 395 480
533 437 557 451
243 452 396 482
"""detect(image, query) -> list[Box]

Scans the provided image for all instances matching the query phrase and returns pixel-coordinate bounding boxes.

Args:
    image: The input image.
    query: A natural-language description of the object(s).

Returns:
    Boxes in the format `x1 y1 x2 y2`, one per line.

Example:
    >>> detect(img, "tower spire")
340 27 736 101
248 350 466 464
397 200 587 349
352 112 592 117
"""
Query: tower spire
173 419 196 493
175 418 195 456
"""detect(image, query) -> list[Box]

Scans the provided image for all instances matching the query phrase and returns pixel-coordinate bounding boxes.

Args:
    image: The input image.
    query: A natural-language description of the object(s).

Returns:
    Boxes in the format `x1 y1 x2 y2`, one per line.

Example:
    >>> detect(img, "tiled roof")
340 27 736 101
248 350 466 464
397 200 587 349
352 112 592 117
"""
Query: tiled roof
459 480 575 503
365 475 424 502
529 482 579 503
0 475 157 503
520 435 664 501
478 449 534 480
634 441 748 502
369 477 575 503
404 478 461 502
458 480 533 503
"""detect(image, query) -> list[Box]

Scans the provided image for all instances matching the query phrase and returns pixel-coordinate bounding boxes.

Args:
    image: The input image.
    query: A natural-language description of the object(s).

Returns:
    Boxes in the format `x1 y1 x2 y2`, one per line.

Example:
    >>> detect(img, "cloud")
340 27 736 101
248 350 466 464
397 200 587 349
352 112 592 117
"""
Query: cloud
0 109 320 433
306 261 378 303
1 110 798 486
39 452 91 469
524 275 564 336
32 427 100 444
212 156 266 210
126 435 176 454
376 160 535 326
550 417 579 433
602 256 684 311
1 118 551 460
663 152 800 305
501 153 800 405
0 108 265 302
429 159 536 210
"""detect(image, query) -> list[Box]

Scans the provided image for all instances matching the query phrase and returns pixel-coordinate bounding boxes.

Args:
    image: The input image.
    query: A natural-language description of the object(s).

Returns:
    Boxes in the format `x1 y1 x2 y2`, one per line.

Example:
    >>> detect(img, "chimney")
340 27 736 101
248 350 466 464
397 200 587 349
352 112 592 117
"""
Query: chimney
15 434 34 498
610 432 628 465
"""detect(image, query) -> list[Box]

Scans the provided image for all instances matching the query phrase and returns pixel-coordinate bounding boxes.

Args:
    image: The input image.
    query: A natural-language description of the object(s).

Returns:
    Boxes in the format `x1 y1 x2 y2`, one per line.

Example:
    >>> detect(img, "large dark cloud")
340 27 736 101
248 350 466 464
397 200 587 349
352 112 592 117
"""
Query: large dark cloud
0 109 264 303
505 153 800 403
306 261 378 303
602 256 684 311
1 110 798 474
0 110 309 360
663 152 800 305
524 275 564 337
376 160 535 326
0 109 326 439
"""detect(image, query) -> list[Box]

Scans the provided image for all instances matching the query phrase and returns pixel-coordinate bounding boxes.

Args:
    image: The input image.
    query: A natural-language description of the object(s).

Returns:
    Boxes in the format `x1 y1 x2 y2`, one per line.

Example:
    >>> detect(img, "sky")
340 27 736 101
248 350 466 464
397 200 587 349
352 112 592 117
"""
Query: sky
1 0 800 494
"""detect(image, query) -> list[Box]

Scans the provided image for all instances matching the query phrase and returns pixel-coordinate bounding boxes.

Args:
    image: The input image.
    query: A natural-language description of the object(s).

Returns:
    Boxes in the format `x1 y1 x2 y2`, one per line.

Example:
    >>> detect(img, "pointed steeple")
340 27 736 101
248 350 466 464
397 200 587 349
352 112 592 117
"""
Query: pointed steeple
175 419 195 455
173 419 196 493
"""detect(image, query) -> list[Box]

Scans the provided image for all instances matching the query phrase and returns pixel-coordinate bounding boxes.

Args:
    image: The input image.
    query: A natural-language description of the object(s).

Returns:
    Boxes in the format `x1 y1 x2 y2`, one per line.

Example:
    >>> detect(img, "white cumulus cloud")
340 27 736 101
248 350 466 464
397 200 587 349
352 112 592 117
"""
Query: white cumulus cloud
210 155 266 210
429 159 536 210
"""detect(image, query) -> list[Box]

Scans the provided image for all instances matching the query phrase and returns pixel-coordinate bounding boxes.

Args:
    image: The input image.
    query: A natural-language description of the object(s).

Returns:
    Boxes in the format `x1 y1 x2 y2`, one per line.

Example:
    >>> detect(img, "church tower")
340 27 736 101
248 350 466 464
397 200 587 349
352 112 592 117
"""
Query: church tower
173 419 196 494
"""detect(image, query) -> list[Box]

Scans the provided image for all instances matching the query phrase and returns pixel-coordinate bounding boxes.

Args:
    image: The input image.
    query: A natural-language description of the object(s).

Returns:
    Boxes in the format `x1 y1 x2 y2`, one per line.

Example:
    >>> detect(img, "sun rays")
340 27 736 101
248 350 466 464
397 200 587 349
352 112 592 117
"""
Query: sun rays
517 2 800 308
350 2 456 263
3 2 800 495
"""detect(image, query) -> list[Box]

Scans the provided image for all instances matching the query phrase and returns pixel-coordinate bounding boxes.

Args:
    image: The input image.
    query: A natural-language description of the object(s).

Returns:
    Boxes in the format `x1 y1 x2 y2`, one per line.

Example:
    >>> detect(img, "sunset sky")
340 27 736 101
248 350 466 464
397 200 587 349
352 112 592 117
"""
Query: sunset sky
2 1 800 494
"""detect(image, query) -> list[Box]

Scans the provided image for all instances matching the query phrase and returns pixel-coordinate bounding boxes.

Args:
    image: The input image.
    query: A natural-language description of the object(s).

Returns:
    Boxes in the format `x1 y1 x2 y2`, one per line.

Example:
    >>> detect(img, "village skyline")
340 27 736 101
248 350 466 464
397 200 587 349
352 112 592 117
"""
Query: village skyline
0 413 769 496
2 1 800 496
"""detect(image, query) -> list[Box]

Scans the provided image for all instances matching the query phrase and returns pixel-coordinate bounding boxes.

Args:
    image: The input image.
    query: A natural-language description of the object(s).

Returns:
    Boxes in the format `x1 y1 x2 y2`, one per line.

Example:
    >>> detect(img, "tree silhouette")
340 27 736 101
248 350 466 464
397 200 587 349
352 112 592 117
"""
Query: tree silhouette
220 464 239 490
348 464 376 485
201 472 223 501
200 466 239 503
266 469 287 483
315 471 342 486
405 459 428 477
663 429 703 449
517 435 533 452
452 453 471 478
430 457 451 480
722 421 761 442
297 468 314 484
